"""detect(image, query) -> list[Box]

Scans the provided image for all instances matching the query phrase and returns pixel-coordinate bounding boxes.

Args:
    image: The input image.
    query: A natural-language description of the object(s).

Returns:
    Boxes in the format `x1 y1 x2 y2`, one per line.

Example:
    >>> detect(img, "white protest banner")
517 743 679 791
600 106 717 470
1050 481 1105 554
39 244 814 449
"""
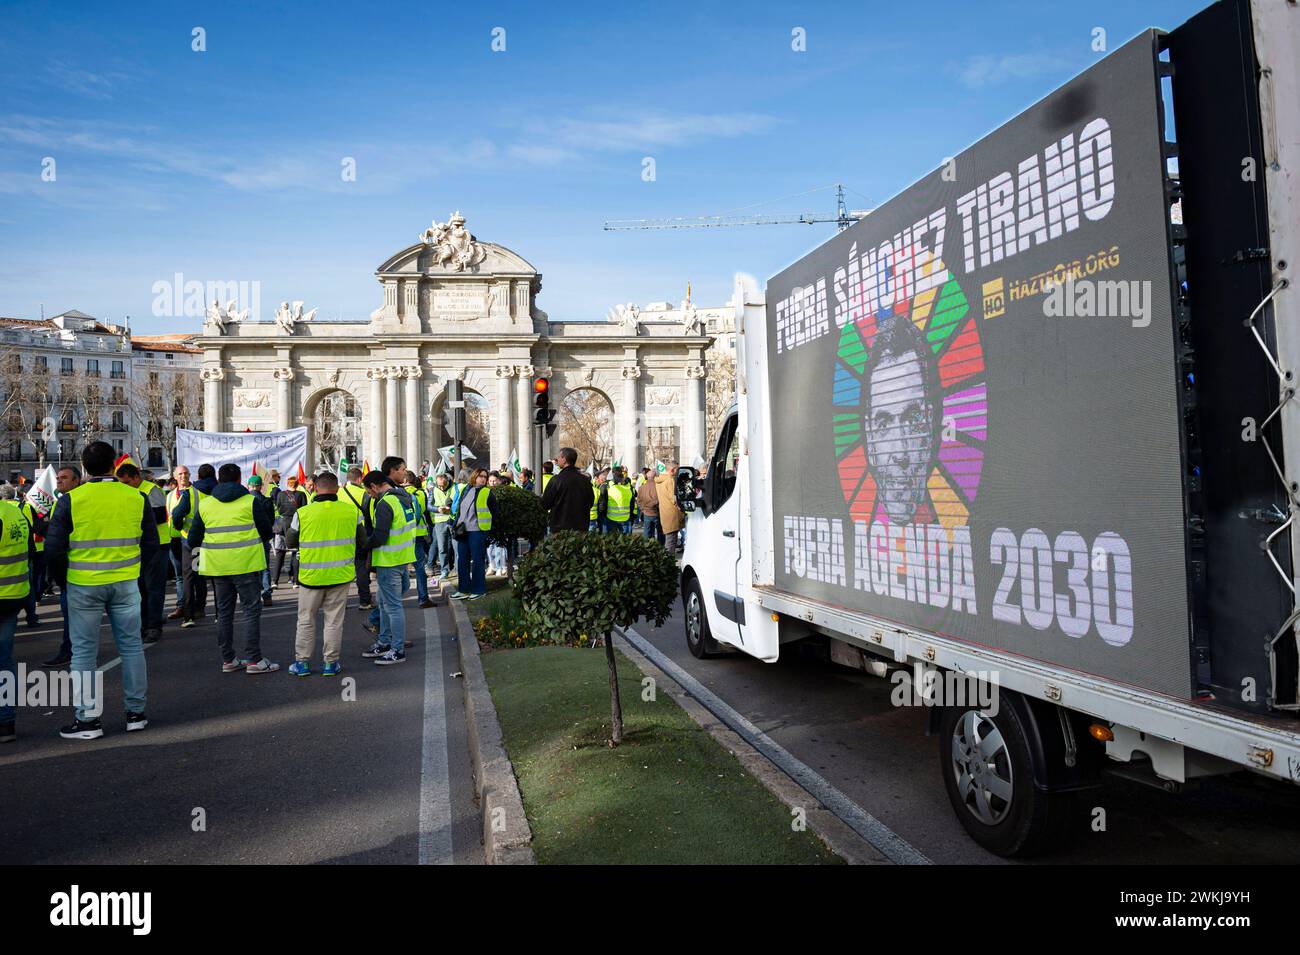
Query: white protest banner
175 428 308 477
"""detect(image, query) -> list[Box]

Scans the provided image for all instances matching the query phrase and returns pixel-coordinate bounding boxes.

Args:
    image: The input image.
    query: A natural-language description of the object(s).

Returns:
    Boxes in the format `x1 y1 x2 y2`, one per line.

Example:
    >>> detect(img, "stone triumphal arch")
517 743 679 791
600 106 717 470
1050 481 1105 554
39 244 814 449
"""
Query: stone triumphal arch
199 212 712 471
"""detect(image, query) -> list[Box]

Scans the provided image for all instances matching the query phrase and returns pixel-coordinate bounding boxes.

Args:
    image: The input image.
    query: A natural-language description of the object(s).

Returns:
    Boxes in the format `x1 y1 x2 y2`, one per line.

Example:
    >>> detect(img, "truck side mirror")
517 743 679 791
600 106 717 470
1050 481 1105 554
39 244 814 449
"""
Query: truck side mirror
674 466 699 512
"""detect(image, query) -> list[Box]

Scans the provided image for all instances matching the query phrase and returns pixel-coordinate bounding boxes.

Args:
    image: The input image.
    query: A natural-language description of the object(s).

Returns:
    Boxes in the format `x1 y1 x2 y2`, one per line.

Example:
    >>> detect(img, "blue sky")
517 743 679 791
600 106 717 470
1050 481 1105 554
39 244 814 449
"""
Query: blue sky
0 0 1206 332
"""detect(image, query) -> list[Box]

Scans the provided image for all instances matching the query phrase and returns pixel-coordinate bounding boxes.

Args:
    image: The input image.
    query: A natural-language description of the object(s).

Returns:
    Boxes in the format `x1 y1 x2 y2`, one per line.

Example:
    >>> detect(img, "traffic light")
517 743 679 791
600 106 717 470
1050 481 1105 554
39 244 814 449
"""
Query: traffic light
534 377 557 435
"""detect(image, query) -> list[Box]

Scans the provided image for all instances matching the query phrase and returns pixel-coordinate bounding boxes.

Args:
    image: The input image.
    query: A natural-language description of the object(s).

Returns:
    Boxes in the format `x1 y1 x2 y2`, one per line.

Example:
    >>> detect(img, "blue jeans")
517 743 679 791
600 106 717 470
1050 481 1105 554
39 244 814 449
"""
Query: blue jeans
169 542 183 603
431 521 455 575
642 515 664 544
68 580 146 722
413 538 429 601
0 611 17 724
604 520 631 535
58 586 71 658
456 530 487 595
374 565 409 653
212 571 264 664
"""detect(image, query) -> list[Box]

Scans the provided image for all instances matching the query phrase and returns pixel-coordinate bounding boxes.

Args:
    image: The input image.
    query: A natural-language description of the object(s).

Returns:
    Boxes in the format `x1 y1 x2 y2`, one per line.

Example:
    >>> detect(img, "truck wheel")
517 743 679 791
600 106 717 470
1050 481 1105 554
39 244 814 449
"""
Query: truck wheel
938 703 1072 857
683 580 721 659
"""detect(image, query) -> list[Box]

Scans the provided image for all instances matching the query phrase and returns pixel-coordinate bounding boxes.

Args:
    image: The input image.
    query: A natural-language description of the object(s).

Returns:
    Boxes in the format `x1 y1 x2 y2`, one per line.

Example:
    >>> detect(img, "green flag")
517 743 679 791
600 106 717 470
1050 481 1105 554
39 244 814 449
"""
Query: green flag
655 460 667 474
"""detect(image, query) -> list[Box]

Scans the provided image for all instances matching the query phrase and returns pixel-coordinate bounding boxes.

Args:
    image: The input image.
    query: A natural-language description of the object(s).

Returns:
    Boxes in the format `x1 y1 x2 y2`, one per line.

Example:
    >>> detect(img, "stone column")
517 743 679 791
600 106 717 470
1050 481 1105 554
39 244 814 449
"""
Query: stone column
385 366 401 457
683 363 707 466
367 367 384 462
273 367 294 431
201 367 224 432
404 364 422 468
515 364 534 476
494 364 515 469
620 363 641 471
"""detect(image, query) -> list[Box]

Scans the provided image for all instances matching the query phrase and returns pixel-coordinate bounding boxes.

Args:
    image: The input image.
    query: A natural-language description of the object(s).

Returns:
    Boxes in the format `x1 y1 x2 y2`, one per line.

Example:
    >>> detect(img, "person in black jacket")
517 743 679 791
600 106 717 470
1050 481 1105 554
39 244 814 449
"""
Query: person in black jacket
539 447 595 534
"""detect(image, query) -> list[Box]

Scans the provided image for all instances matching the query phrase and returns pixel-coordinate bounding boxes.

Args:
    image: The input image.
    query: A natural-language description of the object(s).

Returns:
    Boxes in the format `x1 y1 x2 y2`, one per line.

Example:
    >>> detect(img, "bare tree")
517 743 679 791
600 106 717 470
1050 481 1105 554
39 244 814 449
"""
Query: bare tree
556 389 614 470
705 350 736 454
0 353 73 469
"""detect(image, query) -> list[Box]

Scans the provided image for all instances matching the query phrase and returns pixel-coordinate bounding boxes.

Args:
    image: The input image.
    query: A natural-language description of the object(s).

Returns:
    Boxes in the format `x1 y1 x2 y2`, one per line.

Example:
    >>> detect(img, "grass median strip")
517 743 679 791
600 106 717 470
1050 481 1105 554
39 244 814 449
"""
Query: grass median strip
480 644 841 864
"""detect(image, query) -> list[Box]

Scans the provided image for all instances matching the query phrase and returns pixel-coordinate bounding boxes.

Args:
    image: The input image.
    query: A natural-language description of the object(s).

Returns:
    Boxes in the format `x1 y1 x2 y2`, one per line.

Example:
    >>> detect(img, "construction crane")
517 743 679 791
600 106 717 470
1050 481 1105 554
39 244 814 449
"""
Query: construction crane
604 183 870 233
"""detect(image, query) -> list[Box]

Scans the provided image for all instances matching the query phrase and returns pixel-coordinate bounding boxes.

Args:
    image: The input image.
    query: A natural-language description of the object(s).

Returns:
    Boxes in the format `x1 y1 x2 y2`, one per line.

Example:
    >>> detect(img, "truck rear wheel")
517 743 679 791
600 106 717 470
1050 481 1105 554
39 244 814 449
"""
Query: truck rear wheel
938 702 1072 857
683 579 721 659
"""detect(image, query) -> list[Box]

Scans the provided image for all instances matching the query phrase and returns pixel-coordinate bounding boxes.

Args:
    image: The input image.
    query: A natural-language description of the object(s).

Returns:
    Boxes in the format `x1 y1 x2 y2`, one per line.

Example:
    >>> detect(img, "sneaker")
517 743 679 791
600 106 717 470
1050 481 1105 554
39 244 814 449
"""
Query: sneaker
465 592 483 600
0 720 15 743
142 629 161 645
358 602 375 611
245 658 280 674
41 654 71 668
222 658 250 673
261 593 273 607
418 598 435 609
270 582 279 590
439 572 451 580
25 617 38 628
288 660 311 677
321 661 342 676
449 591 471 600
180 618 196 629
361 641 390 658
166 607 185 620
125 711 148 732
374 649 406 666
59 718 103 740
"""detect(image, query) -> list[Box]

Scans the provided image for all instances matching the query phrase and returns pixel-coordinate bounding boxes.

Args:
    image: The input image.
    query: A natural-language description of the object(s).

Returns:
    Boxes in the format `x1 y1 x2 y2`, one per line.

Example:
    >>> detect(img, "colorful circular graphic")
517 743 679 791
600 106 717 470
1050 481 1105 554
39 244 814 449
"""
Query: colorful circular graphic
832 252 986 530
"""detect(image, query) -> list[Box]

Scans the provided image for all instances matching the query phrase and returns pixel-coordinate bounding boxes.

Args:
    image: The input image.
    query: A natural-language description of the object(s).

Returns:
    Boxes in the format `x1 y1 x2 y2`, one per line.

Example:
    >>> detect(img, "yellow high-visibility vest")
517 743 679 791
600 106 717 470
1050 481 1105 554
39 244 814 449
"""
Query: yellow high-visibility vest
196 495 266 576
297 499 358 587
66 480 145 585
0 500 31 599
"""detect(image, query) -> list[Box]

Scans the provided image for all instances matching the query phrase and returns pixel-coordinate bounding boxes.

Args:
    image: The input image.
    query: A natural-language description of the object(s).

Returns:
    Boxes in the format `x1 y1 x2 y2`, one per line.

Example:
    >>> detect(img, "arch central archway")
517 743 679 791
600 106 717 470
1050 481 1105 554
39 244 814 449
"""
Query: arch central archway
430 384 491 472
556 387 615 471
303 386 363 472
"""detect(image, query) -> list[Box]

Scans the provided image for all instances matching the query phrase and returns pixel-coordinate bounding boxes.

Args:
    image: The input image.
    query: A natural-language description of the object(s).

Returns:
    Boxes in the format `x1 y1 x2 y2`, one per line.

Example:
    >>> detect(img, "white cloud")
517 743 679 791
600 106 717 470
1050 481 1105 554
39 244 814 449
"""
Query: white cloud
952 51 1064 89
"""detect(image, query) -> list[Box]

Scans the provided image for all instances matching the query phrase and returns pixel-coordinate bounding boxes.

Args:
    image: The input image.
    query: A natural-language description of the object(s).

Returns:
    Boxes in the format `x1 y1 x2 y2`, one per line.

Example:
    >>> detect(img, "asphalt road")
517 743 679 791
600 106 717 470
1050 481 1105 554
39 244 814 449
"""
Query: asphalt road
635 608 1300 864
0 578 483 864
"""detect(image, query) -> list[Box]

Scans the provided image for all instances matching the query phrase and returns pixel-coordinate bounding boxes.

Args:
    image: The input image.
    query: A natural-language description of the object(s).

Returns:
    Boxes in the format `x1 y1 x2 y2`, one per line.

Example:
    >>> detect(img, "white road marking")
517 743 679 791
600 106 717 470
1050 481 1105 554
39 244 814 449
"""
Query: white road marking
418 606 454 864
619 625 932 865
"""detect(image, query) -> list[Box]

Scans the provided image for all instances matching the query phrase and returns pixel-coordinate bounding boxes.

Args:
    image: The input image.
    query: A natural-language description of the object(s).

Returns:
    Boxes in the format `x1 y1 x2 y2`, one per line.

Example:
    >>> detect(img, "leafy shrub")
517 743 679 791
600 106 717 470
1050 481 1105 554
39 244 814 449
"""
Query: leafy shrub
486 485 548 550
513 530 679 744
472 589 598 649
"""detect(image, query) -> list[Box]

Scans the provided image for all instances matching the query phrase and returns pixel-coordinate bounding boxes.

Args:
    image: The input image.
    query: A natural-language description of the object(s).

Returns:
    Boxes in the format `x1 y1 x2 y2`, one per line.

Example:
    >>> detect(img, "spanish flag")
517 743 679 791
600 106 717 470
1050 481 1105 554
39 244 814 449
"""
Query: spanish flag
113 452 137 474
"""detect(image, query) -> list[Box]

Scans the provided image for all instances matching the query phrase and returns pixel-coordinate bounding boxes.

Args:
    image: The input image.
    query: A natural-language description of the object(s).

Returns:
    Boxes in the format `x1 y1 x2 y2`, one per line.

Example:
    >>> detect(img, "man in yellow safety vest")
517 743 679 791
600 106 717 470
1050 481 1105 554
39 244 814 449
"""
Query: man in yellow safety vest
188 462 277 674
362 459 417 665
429 472 456 580
44 441 159 740
285 472 366 676
340 466 374 611
0 490 35 742
116 462 171 644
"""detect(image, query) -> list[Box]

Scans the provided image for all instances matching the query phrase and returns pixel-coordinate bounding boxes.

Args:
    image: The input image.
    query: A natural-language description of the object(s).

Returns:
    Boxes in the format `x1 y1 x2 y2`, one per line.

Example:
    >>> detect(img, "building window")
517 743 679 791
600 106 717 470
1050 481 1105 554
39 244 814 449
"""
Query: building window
111 360 124 379
149 371 159 387
60 409 75 430
34 355 47 373
111 410 125 431
87 359 100 377
61 357 73 376
8 439 20 460
59 438 74 459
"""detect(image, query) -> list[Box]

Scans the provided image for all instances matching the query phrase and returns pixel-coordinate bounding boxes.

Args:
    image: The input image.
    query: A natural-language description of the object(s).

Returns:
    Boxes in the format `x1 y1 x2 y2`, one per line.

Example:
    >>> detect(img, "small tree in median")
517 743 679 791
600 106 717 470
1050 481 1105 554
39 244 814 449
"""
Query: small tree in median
514 531 678 745
485 484 548 582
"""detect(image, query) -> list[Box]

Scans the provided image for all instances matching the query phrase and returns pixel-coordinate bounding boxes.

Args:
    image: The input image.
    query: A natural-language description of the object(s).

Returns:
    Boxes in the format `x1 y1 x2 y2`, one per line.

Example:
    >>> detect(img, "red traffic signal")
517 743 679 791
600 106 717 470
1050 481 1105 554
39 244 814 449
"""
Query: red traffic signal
534 377 549 394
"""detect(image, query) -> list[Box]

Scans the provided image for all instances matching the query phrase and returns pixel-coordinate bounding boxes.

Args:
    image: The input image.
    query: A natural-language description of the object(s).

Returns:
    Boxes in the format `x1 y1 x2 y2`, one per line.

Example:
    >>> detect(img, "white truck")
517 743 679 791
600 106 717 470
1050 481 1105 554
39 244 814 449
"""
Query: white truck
674 0 1300 856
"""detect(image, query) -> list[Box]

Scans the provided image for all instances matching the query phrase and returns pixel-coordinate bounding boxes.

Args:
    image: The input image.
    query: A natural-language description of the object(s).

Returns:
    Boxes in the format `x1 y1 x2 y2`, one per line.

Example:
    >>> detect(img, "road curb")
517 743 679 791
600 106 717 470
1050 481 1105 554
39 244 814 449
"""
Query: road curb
614 629 893 865
448 596 536 865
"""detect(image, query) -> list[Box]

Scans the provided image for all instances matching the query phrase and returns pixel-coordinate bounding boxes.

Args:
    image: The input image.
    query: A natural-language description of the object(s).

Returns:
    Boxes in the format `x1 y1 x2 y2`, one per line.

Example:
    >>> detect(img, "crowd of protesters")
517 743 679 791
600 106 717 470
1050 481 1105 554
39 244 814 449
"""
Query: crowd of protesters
0 439 685 744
